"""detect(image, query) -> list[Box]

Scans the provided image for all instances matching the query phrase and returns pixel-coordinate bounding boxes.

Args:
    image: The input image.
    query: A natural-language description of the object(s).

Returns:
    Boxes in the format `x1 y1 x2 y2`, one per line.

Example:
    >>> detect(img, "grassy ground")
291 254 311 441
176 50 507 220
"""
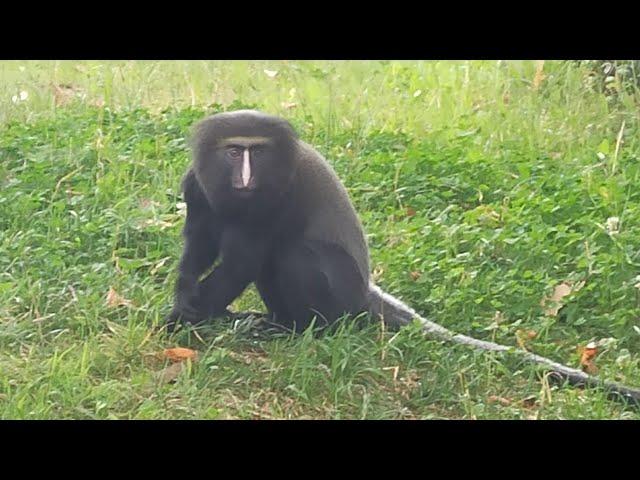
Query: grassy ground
1 60 640 419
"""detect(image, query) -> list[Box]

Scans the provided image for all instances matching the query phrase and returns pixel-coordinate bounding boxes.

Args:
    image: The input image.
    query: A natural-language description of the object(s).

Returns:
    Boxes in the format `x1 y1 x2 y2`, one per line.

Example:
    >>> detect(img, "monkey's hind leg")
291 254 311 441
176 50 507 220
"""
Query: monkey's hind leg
256 241 368 334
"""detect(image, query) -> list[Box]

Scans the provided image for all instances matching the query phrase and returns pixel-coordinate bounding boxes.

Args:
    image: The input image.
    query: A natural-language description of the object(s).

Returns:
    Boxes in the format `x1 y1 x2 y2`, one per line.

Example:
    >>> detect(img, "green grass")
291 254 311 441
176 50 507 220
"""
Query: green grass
1 60 640 419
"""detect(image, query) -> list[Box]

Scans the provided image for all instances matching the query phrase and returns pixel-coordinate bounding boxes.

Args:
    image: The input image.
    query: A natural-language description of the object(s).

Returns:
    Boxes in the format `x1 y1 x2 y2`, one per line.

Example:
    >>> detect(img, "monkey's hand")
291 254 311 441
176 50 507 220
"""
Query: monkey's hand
165 306 237 333
166 275 207 331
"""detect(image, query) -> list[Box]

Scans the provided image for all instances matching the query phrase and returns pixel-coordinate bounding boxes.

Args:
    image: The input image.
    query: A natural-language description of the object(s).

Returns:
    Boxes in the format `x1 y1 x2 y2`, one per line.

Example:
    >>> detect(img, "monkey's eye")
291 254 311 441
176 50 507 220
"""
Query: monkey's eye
252 146 265 157
227 147 243 158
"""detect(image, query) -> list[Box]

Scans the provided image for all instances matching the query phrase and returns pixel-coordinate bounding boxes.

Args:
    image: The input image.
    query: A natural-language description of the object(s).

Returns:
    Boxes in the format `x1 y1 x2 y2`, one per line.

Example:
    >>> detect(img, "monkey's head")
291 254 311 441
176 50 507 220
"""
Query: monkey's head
191 110 299 208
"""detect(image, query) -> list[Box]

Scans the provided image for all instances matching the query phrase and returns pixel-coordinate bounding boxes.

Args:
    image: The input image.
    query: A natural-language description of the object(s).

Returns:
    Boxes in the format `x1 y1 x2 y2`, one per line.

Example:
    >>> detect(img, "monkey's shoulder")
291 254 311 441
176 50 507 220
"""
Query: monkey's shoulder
180 168 212 208
293 142 370 277
181 168 197 191
294 142 349 198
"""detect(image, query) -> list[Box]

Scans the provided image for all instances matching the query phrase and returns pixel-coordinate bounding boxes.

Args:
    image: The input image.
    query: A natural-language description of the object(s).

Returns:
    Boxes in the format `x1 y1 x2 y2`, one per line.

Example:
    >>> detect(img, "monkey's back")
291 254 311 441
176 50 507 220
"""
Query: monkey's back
291 141 370 283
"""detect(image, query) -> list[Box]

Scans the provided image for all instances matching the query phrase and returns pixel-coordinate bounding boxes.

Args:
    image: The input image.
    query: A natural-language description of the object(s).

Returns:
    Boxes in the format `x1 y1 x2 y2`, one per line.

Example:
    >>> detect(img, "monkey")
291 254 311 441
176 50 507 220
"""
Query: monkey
167 109 371 333
164 109 640 406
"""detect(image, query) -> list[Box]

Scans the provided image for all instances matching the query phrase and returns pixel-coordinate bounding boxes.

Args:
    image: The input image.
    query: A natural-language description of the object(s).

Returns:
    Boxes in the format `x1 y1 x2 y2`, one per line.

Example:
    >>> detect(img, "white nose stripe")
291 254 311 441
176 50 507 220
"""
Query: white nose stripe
242 148 251 187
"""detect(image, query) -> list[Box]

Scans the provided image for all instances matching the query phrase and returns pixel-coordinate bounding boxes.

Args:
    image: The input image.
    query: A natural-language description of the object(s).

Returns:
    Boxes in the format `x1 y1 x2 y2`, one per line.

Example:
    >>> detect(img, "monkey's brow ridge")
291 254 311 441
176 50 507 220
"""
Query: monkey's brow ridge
218 136 273 147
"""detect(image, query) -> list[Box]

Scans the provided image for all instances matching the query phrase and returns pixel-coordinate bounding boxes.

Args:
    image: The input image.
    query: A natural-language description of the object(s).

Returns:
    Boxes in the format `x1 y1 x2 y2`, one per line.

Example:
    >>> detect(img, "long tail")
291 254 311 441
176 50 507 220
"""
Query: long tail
368 282 640 406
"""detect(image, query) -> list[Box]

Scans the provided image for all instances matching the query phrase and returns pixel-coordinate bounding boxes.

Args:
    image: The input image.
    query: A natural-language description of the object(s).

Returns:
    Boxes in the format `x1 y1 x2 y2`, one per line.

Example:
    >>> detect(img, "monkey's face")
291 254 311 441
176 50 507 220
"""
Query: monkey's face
192 111 299 209
196 136 295 204
220 140 274 195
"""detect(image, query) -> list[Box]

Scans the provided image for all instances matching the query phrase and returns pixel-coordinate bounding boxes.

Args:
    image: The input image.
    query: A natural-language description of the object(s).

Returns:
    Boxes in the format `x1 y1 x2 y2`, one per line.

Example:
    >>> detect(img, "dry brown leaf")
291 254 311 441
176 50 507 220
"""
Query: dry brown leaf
541 281 585 316
162 347 198 363
549 282 572 303
532 60 546 91
157 362 185 384
405 206 416 218
410 271 422 281
579 342 599 374
105 287 133 308
281 102 297 109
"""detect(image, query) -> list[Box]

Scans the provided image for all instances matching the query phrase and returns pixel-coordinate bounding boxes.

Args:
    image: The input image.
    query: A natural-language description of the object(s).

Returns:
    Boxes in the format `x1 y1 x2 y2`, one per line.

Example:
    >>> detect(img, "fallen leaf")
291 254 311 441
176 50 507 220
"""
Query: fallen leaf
410 271 421 281
579 342 598 374
405 206 416 218
263 69 278 78
281 102 297 109
105 287 133 308
541 281 585 316
162 347 198 363
521 395 538 409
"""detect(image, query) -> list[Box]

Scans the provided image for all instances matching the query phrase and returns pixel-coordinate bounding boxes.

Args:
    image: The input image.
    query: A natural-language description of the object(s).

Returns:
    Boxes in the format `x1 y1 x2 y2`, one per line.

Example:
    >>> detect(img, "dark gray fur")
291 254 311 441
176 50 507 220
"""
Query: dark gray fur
167 110 370 332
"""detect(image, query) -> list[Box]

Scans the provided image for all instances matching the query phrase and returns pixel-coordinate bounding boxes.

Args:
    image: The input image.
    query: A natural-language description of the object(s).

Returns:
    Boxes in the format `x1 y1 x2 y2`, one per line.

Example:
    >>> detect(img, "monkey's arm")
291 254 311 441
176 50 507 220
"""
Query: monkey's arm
169 170 222 323
196 228 268 320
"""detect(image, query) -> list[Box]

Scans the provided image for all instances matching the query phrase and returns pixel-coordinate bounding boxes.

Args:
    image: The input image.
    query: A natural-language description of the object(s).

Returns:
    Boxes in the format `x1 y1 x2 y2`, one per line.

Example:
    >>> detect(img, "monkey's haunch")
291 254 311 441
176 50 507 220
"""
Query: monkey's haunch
368 283 640 407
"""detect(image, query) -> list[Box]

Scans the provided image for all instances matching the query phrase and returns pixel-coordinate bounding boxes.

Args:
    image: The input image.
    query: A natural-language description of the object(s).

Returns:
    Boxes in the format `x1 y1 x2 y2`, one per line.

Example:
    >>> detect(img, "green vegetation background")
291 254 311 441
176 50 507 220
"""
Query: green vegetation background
1 60 639 419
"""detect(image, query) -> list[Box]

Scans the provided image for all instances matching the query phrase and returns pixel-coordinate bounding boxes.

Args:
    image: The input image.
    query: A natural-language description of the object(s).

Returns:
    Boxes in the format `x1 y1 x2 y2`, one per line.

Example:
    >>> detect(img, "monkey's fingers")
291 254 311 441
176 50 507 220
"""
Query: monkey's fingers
163 305 206 333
